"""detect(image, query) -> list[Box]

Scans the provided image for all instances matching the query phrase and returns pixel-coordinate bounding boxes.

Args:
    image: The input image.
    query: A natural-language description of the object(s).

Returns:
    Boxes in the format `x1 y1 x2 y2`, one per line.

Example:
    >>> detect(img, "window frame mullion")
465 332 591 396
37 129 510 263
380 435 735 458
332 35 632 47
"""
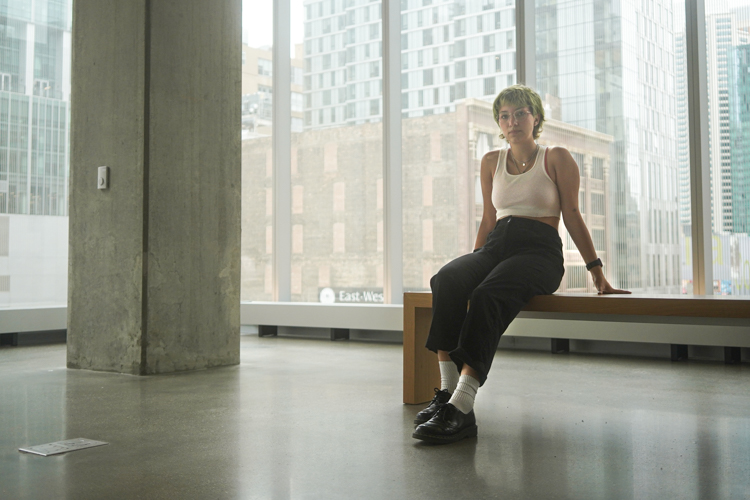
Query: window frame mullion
685 0 713 295
273 0 292 301
515 0 535 88
382 0 403 304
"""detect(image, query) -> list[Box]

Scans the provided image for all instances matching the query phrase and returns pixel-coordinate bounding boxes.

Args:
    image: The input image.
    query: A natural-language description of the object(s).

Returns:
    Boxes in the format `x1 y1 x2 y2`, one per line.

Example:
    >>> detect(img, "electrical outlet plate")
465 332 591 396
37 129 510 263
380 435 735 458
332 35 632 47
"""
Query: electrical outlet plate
98 166 109 190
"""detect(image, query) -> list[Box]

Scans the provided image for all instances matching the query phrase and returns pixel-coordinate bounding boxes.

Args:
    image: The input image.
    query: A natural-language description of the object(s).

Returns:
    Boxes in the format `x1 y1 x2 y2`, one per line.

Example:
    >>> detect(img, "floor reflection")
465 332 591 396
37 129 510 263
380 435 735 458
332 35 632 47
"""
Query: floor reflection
0 338 748 499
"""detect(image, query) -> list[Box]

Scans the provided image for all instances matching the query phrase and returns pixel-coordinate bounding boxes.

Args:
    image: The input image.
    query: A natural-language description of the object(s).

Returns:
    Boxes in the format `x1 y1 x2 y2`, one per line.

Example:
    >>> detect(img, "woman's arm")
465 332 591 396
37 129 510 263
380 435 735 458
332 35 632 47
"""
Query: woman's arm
474 151 500 250
549 147 630 294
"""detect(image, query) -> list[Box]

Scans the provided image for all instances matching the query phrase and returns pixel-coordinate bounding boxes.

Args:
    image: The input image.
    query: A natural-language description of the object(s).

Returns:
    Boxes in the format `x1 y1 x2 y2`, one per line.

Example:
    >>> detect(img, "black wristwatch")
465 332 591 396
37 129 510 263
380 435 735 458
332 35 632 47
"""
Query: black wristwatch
586 258 603 271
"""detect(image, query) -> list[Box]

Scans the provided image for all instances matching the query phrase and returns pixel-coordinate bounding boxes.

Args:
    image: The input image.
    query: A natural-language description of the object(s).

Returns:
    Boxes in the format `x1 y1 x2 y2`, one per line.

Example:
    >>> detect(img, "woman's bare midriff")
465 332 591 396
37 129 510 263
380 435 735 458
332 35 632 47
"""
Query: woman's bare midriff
498 214 559 230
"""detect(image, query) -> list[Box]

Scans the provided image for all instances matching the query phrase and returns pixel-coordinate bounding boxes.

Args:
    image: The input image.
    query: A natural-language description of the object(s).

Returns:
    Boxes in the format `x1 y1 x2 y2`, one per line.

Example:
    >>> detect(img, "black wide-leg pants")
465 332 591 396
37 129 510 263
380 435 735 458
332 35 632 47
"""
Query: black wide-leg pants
426 216 565 386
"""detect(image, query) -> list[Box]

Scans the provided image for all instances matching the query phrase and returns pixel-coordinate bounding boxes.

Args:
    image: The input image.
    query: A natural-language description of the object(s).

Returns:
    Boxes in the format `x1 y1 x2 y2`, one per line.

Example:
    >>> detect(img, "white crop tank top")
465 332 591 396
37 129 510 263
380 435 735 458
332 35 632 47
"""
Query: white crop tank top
492 145 561 220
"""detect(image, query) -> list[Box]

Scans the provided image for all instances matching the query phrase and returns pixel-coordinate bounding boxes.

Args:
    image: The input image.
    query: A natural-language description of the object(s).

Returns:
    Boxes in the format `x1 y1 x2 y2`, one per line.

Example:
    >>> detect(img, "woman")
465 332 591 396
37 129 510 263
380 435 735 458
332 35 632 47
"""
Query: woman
412 84 630 444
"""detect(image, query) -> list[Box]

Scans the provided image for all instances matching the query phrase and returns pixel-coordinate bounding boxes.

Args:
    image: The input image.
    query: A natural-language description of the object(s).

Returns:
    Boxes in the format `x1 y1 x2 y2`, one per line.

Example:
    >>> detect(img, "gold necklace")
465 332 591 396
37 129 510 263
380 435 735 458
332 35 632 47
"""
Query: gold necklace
509 145 539 174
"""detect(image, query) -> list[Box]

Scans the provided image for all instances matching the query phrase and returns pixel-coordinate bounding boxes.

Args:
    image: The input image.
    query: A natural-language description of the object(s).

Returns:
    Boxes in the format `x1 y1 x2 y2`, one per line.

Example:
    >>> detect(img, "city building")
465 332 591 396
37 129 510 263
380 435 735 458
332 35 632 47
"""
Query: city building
675 30 691 228
301 0 516 129
676 4 750 294
241 43 306 137
536 0 682 293
241 97 612 301
705 10 750 234
299 0 686 293
0 0 71 306
729 42 750 236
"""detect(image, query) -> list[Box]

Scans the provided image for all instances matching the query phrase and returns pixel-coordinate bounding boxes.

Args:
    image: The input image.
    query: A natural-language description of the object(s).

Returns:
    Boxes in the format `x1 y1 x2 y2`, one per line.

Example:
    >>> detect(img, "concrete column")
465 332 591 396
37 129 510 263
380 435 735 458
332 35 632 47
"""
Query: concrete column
67 0 241 374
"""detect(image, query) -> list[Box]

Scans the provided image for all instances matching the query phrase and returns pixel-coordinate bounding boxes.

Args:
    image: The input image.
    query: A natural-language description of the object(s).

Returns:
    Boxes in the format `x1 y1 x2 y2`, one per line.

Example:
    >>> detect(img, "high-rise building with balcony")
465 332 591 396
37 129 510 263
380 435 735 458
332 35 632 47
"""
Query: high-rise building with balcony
301 0 517 129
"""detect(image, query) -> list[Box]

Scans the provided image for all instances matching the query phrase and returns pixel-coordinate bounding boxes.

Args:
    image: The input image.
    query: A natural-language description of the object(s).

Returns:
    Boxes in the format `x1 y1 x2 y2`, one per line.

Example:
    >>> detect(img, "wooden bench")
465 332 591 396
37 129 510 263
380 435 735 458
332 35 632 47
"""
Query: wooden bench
403 292 750 404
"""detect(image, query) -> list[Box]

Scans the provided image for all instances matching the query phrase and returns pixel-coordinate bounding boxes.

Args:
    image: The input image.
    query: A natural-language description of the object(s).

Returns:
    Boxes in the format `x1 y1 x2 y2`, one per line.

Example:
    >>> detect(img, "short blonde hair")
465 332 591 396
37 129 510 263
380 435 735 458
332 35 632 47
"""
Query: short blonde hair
492 84 545 140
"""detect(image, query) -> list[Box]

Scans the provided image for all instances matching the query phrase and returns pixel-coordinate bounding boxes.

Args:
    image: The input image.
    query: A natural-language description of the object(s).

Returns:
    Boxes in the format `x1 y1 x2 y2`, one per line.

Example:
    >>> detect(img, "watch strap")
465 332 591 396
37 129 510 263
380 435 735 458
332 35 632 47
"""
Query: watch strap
586 258 603 271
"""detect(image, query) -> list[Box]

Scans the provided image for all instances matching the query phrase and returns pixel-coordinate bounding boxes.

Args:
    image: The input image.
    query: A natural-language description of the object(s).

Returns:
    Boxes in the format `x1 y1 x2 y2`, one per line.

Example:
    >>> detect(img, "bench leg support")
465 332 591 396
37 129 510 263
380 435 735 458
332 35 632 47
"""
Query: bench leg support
258 325 278 338
0 333 18 347
724 347 741 365
331 328 349 341
670 344 688 362
404 306 440 405
551 338 569 354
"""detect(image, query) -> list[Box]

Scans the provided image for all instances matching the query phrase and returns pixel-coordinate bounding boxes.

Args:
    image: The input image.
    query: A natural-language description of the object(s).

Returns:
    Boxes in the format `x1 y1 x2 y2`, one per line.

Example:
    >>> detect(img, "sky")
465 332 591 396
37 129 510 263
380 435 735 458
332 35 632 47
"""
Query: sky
243 0 305 50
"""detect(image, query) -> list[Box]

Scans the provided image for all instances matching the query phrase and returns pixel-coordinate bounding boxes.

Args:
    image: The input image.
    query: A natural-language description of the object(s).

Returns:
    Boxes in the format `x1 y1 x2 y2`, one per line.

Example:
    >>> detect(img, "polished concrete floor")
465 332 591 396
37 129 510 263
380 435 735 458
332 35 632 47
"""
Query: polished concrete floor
1 335 749 500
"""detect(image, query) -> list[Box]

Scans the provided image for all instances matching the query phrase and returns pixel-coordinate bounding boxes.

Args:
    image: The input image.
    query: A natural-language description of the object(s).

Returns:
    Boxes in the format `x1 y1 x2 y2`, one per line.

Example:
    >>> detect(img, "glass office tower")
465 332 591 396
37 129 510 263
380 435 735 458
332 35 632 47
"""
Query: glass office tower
536 0 682 293
0 0 70 216
0 0 71 306
729 42 750 236
681 3 750 295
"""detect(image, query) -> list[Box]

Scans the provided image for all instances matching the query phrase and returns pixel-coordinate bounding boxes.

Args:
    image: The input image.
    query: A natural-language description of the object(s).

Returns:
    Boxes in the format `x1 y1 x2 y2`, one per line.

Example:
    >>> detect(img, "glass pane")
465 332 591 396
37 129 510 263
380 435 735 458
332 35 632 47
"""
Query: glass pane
289 0 383 303
0 0 71 307
704 1 750 295
536 0 689 293
402 0 517 291
241 0 274 301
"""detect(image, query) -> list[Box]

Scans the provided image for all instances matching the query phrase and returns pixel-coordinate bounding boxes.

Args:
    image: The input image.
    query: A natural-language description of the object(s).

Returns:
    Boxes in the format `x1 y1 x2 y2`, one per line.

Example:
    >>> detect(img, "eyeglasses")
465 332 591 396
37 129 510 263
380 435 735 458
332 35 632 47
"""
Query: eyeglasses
498 110 533 123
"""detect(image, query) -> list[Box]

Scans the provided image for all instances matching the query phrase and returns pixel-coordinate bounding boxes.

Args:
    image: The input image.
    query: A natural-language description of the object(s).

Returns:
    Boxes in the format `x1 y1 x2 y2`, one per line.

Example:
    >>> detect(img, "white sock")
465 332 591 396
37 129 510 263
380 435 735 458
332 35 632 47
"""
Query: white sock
448 374 480 414
439 361 459 393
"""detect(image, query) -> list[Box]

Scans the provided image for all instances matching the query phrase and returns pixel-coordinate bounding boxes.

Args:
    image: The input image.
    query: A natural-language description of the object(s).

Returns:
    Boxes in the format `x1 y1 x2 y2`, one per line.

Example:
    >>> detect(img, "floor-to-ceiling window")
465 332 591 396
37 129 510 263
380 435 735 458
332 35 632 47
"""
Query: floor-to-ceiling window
241 0 386 304
535 0 689 294
8 0 746 316
0 0 70 307
400 0 518 292
240 0 276 301
290 0 384 303
238 0 748 306
704 0 750 295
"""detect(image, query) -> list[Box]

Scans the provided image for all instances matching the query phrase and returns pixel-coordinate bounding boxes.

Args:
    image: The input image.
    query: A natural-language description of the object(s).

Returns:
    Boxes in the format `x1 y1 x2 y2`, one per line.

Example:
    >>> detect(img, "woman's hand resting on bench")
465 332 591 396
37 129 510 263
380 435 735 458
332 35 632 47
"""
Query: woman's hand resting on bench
590 266 631 295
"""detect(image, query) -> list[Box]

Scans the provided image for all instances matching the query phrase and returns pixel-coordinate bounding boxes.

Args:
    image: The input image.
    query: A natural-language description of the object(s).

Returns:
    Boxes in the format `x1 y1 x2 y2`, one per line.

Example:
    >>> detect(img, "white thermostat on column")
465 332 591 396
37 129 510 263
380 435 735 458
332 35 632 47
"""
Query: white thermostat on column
97 166 109 190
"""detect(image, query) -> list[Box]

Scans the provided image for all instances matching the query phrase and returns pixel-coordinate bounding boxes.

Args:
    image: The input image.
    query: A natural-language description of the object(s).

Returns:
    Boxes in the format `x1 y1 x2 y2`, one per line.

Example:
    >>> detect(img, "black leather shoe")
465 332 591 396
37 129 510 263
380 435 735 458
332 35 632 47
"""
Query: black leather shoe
412 403 477 444
413 388 451 425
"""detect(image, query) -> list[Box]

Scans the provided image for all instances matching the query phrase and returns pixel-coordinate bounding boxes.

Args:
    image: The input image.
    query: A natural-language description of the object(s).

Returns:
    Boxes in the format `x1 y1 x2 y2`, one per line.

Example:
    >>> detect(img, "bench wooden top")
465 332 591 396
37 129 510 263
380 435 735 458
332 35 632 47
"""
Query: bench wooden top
403 292 750 319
